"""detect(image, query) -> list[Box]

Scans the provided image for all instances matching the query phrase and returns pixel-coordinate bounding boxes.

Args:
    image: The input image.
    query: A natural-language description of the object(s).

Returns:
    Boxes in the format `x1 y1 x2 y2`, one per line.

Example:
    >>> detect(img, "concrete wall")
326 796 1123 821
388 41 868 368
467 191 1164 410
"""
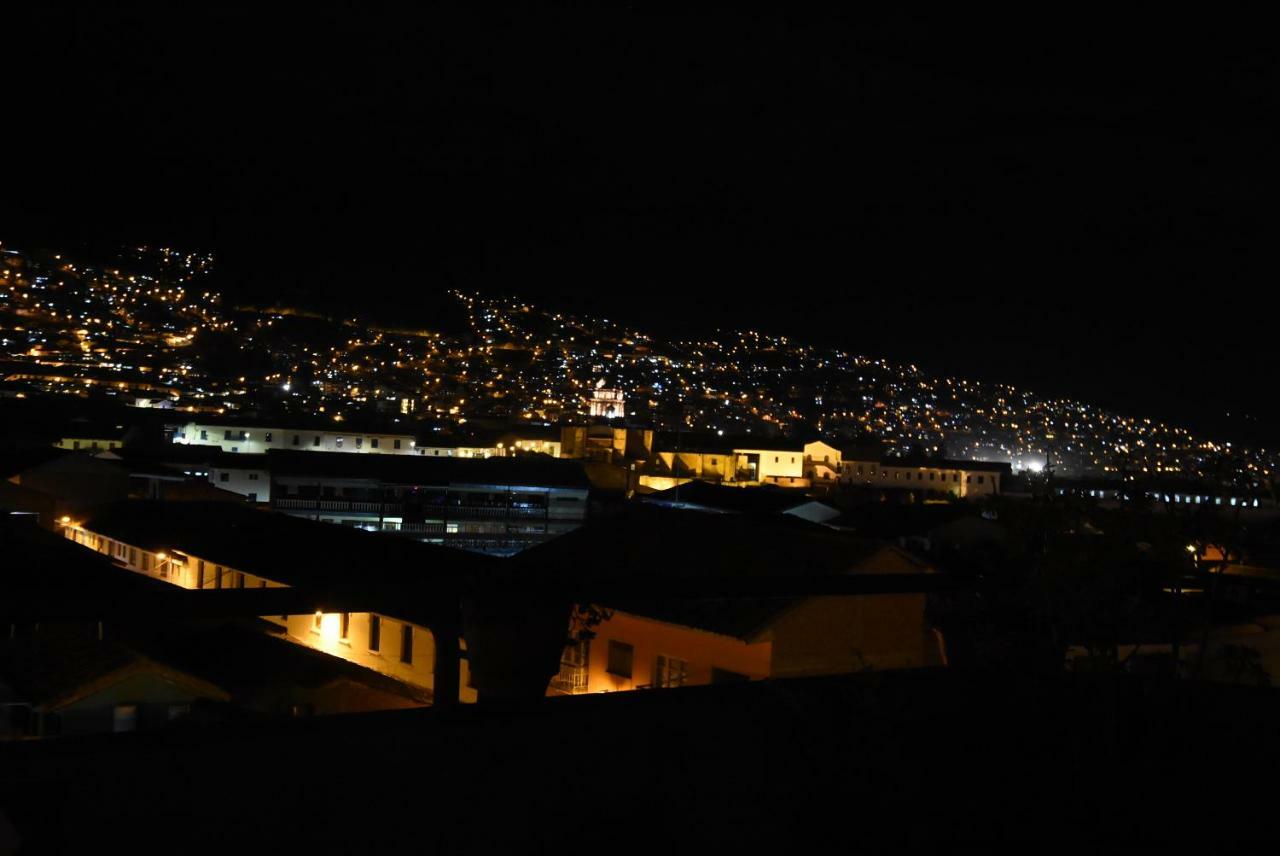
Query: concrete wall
765 594 943 676
208 465 270 502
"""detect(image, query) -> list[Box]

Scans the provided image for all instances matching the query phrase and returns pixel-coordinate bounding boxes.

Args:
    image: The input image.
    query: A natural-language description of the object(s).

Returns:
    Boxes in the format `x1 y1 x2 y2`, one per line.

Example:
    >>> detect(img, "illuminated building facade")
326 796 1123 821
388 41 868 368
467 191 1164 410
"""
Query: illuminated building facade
62 505 479 703
171 419 417 455
587 384 626 419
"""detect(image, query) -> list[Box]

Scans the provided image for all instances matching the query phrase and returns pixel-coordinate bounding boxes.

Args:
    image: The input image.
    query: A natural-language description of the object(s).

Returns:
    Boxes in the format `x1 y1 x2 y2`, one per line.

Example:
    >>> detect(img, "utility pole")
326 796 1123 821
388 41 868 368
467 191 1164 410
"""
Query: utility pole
674 401 686 504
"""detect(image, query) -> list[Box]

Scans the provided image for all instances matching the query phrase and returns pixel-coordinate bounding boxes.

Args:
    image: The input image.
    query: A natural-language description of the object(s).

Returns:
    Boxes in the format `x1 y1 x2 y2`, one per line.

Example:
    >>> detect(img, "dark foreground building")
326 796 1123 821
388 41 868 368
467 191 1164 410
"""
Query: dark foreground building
3 668 1279 849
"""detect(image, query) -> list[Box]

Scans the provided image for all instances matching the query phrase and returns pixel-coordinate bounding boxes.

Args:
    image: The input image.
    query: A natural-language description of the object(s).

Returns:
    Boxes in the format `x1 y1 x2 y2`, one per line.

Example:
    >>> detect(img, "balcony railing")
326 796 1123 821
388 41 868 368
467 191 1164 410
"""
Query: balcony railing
548 665 589 695
273 498 547 519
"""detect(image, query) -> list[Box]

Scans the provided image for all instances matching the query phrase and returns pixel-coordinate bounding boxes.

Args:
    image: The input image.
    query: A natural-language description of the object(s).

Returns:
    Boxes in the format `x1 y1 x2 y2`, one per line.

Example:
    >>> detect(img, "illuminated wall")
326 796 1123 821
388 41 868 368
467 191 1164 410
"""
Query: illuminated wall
561 610 772 695
841 460 1001 497
173 421 417 455
733 448 805 483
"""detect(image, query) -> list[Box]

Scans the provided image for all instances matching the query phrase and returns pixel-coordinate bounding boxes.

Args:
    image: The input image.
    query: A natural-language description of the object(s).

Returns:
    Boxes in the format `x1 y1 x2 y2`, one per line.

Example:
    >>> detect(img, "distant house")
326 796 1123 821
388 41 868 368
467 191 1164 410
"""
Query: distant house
517 508 946 696
52 420 138 453
840 456 1010 498
635 433 811 490
803 440 843 484
0 629 229 739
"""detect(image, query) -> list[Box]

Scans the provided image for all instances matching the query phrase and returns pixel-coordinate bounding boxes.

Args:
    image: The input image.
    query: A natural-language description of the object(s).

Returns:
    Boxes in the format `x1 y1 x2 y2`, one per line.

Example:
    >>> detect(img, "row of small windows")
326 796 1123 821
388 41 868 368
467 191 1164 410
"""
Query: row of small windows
851 466 988 485
602 641 742 688
314 613 416 664
192 429 404 450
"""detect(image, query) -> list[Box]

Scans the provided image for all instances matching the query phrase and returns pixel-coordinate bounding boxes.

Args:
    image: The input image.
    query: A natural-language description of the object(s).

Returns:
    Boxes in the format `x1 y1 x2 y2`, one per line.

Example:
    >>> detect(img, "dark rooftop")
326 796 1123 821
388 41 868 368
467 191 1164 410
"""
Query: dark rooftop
79 501 494 597
265 448 591 489
640 480 829 515
514 506 928 638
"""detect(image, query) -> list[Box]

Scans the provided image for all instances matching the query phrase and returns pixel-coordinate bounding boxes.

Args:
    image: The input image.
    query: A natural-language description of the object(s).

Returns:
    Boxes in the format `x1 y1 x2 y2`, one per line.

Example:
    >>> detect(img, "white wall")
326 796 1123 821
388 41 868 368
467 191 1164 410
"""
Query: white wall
174 422 416 455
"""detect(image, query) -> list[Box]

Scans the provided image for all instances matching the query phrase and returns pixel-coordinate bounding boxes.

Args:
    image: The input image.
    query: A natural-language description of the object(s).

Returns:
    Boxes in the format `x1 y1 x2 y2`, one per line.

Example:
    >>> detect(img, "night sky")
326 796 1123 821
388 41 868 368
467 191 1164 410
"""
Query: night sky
6 8 1273 442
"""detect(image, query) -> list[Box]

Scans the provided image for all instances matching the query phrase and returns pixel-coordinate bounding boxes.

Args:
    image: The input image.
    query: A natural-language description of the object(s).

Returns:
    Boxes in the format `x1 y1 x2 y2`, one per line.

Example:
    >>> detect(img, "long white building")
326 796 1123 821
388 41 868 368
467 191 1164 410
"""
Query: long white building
170 419 417 455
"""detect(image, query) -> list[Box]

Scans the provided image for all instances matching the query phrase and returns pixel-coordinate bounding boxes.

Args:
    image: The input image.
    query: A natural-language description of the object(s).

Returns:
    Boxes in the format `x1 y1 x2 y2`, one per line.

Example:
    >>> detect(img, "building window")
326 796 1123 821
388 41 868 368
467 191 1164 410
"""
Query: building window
196 560 205 588
371 438 379 449
355 437 363 449
292 434 300 446
400 624 413 664
235 572 245 589
112 704 138 733
340 612 350 640
265 432 273 443
313 611 323 632
393 439 401 450
369 615 381 652
219 472 229 482
200 430 208 441
335 437 344 448
313 435 321 447
224 430 233 440
654 655 687 688
607 640 634 678
215 566 224 588
977 476 985 484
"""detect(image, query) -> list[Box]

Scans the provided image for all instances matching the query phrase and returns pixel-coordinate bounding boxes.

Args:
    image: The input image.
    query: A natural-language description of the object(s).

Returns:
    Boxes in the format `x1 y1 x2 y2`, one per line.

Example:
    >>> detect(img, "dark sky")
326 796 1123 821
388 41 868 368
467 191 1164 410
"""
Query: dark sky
5 8 1274 442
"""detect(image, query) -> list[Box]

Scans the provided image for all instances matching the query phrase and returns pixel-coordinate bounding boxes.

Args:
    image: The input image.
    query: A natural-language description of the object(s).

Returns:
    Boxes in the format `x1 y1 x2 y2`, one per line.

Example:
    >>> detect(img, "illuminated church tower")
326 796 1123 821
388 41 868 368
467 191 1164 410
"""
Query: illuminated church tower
587 380 626 419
